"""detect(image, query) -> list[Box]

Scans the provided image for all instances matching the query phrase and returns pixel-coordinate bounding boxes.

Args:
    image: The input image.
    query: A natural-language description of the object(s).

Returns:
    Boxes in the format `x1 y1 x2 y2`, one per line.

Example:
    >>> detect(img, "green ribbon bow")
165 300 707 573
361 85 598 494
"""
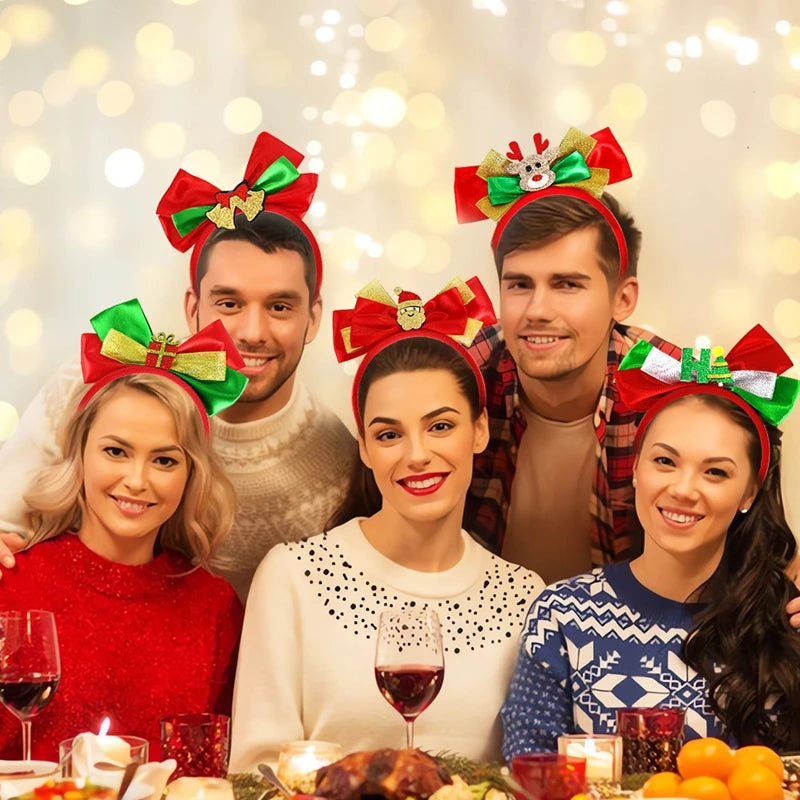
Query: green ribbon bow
170 156 301 237
89 298 247 417
618 338 800 427
486 150 592 206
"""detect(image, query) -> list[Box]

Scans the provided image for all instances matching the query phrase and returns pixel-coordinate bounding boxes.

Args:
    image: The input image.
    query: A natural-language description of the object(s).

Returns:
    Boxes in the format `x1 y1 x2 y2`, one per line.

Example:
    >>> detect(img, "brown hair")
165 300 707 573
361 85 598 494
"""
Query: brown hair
196 211 317 299
356 336 483 431
493 193 641 285
23 373 236 566
327 336 485 528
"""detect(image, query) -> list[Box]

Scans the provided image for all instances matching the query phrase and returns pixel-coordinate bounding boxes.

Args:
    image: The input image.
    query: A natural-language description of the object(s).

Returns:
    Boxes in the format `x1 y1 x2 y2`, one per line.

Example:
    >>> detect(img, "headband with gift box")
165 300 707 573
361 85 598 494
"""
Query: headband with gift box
454 127 632 279
156 131 322 297
616 324 800 482
332 276 496 429
79 298 248 435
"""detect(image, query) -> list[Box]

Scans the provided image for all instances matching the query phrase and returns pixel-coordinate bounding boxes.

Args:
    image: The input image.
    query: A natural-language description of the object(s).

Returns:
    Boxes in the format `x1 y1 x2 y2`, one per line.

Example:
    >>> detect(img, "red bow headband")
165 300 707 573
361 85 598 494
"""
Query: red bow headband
156 131 322 296
454 127 632 279
332 276 496 428
79 298 247 435
616 324 800 482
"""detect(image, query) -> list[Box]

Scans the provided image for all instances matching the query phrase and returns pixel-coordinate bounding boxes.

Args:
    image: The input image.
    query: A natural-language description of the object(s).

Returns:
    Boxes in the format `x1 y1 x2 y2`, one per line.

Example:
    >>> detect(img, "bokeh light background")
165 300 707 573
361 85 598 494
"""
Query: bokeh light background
0 0 798 525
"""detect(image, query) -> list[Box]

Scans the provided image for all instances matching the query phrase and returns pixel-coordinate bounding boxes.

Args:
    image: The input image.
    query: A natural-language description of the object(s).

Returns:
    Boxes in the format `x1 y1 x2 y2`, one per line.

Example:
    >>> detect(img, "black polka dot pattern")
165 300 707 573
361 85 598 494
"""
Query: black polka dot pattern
287 532 540 654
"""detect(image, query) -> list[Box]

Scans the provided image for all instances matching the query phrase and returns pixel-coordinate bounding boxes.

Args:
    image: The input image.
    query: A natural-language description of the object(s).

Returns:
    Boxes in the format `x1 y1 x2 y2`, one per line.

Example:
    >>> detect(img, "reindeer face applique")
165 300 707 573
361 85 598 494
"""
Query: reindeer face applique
504 132 559 193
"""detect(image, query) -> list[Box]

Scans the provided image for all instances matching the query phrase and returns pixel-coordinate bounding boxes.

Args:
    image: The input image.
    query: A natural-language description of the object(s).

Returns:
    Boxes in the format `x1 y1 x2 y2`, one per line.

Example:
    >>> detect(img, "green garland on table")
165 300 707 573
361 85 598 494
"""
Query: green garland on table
427 752 508 792
228 773 278 800
228 753 507 800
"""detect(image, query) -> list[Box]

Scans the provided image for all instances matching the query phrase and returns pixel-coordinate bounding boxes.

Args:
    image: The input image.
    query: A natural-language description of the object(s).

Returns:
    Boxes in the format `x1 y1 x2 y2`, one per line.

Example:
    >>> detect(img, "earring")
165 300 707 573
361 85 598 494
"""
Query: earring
740 507 749 514
632 477 637 488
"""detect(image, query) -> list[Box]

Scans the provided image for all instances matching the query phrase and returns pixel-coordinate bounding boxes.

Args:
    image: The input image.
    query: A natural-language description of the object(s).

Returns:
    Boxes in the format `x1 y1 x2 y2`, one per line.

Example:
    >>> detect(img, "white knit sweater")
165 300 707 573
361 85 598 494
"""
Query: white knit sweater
230 518 545 770
209 381 358 600
0 360 357 601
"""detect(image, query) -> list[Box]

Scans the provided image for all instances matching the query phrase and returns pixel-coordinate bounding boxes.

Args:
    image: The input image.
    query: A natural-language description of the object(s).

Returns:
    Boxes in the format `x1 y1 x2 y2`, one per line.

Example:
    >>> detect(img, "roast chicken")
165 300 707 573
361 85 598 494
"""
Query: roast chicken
314 748 452 800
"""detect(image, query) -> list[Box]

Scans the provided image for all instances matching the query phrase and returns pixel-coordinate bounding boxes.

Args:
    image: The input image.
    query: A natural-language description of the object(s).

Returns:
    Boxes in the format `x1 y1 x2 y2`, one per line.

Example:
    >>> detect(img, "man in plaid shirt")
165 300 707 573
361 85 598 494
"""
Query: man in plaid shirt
464 193 680 583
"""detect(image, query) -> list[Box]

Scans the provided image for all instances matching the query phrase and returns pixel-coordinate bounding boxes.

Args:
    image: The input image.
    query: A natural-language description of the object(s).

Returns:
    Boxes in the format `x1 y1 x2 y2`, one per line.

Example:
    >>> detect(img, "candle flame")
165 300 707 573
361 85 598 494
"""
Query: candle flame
98 717 111 737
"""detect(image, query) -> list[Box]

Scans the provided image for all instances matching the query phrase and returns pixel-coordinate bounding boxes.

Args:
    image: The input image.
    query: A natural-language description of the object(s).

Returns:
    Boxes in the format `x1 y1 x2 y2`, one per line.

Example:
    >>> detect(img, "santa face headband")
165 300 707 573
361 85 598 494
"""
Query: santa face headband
454 126 632 280
616 324 800 483
79 298 248 435
156 130 322 297
332 276 496 429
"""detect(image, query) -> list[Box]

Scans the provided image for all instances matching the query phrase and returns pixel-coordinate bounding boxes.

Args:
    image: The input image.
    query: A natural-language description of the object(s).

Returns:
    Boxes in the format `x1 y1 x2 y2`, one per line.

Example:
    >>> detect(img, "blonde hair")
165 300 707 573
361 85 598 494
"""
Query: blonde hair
23 373 236 565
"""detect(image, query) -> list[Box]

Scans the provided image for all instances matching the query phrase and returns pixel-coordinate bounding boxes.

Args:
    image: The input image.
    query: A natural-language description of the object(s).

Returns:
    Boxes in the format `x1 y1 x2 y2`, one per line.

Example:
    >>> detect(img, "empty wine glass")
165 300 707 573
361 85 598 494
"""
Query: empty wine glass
374 607 444 749
0 610 61 759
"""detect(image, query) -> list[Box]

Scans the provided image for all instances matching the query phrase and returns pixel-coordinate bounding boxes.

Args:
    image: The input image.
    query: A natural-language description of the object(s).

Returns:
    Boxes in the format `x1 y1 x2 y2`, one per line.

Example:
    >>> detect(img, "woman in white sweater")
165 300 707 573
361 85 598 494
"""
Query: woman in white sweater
230 278 544 769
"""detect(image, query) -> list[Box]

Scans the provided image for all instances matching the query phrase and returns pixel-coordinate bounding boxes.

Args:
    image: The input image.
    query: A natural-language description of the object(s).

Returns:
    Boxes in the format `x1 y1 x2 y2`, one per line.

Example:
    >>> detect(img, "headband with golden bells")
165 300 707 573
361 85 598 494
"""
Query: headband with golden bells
454 126 632 278
79 298 247 434
156 131 322 296
616 324 800 482
332 276 496 427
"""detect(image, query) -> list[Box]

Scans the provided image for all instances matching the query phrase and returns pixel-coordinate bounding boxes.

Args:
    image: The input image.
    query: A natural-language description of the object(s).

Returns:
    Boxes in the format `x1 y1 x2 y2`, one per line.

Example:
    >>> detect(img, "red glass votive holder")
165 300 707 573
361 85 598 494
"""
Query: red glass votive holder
510 753 587 800
160 713 230 779
616 707 686 775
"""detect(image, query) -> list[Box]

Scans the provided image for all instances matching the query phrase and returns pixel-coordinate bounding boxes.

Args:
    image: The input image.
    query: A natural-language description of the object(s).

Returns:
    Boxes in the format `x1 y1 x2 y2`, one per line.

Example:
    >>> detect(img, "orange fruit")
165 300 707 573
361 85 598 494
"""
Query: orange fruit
731 745 784 780
642 771 683 797
678 776 731 800
677 737 735 781
727 763 784 800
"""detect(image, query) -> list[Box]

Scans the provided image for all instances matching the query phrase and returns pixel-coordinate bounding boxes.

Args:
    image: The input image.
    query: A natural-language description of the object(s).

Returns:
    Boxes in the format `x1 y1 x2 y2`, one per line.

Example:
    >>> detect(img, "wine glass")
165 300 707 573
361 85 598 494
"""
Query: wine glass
374 607 444 749
0 610 61 759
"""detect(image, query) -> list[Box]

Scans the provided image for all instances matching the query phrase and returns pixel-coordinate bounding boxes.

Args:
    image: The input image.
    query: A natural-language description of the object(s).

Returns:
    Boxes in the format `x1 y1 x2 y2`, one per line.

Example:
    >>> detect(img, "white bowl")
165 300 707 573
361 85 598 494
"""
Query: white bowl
0 760 60 798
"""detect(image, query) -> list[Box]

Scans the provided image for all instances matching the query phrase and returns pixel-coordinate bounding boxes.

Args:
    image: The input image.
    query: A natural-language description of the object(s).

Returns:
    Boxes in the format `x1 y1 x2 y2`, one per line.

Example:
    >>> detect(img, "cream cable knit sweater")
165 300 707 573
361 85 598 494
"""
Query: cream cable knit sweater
0 360 357 602
209 381 357 601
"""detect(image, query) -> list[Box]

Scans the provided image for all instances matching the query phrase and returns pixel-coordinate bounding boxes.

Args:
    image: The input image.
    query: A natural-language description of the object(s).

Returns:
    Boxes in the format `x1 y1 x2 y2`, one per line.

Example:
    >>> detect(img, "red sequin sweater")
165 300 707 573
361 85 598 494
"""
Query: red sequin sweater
0 533 243 760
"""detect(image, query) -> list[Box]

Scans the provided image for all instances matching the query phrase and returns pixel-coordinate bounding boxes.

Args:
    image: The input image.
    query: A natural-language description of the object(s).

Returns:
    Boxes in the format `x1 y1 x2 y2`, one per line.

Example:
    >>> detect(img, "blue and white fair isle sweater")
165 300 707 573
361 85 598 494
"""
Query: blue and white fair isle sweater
502 562 723 760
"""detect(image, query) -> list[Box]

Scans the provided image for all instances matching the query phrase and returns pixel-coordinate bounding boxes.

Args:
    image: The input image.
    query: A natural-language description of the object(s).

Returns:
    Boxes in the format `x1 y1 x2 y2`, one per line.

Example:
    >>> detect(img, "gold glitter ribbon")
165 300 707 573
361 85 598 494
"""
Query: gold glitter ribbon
100 328 227 381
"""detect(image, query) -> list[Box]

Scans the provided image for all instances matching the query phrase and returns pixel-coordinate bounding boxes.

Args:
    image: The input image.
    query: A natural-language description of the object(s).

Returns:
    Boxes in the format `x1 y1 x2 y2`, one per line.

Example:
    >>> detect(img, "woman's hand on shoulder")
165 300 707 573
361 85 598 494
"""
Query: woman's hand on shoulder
0 532 27 576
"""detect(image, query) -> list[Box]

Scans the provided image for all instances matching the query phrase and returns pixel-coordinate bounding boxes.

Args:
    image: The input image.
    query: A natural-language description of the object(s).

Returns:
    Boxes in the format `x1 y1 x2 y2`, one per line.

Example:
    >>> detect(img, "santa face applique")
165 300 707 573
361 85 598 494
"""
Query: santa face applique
395 289 426 331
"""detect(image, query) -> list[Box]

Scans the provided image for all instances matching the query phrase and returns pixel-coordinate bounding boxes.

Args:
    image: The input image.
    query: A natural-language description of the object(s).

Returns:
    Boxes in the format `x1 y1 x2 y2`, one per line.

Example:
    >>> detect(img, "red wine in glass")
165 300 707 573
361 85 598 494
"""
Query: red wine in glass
374 664 444 719
375 609 444 749
0 611 61 760
0 675 59 718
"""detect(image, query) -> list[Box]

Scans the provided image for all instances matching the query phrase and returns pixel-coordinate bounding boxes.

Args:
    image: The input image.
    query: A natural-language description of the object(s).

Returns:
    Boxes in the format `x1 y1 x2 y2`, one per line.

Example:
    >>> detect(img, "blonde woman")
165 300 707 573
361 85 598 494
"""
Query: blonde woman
0 299 246 760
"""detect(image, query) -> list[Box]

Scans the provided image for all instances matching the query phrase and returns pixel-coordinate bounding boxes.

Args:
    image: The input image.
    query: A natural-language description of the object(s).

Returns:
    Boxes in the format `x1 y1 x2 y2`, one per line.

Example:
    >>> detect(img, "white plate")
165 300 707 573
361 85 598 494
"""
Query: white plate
0 760 60 798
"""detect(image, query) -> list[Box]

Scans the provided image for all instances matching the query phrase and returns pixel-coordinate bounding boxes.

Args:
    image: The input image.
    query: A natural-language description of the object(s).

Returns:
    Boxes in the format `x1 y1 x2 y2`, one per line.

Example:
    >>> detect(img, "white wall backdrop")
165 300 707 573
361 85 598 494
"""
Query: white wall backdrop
0 0 798 525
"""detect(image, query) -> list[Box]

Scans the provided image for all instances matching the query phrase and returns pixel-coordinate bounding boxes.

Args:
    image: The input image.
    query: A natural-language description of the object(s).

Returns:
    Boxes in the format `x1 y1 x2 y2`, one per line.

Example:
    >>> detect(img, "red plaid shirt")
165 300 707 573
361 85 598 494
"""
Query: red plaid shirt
466 323 681 565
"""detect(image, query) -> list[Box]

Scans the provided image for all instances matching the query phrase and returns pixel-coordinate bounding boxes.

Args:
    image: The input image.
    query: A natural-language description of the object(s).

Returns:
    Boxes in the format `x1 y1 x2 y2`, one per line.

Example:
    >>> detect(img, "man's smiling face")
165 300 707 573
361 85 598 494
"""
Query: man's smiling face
184 238 321 420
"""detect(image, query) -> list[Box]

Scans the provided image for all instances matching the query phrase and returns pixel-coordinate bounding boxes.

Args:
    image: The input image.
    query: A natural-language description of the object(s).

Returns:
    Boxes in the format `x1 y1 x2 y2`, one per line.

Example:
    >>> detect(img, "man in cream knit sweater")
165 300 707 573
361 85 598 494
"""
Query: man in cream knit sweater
0 133 357 602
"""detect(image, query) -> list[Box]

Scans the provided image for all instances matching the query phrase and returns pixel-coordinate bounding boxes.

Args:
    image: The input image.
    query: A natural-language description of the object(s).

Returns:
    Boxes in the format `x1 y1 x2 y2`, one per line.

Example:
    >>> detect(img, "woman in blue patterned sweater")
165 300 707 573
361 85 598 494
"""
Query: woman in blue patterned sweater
502 325 800 758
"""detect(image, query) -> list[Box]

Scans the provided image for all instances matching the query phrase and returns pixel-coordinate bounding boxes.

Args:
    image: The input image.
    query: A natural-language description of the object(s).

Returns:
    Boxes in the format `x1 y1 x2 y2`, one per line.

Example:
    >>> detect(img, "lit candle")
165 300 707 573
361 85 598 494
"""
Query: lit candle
96 718 132 765
566 741 613 780
557 734 621 782
277 741 343 792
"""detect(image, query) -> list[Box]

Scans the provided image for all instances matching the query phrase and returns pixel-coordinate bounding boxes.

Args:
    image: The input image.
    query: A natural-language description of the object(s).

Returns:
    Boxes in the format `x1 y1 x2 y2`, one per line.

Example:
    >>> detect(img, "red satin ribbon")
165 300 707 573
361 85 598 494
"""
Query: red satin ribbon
156 131 321 294
584 127 631 183
333 277 496 362
80 319 245 384
453 126 631 230
615 325 790 411
157 132 317 254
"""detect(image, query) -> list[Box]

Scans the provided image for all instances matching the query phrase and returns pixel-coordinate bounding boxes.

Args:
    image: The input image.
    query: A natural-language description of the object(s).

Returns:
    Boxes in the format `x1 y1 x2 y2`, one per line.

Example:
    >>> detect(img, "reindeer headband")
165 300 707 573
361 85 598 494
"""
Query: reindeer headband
332 277 496 429
616 325 800 483
156 131 322 296
454 127 632 279
79 299 248 435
